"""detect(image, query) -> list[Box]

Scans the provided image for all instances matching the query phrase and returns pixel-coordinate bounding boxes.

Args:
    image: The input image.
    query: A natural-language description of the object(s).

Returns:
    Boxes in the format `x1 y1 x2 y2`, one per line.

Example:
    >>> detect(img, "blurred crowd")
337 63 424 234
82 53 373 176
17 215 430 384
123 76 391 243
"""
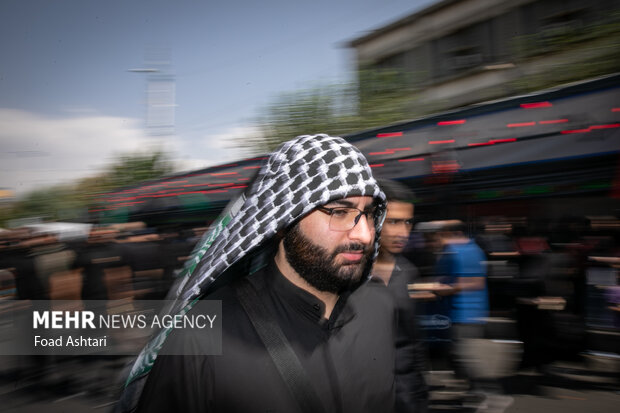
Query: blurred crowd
0 223 211 405
0 222 207 303
0 213 618 409
404 216 620 378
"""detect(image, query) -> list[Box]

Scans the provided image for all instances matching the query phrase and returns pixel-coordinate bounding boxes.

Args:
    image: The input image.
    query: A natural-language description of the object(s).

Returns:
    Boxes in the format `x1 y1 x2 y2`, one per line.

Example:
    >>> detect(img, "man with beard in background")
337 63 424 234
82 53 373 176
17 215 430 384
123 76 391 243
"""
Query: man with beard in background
122 135 400 413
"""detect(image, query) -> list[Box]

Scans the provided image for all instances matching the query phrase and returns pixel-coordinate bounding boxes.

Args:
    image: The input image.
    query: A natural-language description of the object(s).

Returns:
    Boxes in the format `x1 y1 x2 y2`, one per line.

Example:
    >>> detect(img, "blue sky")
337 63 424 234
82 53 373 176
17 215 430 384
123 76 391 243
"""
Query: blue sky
0 0 435 196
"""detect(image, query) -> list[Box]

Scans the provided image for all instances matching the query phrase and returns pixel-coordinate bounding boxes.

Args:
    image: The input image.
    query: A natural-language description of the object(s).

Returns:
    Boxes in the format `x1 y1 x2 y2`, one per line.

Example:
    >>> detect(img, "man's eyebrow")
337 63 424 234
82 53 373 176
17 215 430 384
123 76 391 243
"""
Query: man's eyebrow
326 199 356 208
324 199 377 209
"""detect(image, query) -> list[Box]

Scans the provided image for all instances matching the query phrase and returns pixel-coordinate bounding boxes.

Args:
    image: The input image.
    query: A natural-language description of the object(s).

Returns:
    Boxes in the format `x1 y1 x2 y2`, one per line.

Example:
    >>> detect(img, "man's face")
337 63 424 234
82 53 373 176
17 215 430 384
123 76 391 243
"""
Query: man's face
283 196 376 293
380 201 414 255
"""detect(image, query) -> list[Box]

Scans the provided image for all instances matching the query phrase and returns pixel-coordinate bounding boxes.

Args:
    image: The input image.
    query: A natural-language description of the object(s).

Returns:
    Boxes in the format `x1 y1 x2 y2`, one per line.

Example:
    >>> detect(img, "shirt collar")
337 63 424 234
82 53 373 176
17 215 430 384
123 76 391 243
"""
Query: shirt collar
267 261 355 328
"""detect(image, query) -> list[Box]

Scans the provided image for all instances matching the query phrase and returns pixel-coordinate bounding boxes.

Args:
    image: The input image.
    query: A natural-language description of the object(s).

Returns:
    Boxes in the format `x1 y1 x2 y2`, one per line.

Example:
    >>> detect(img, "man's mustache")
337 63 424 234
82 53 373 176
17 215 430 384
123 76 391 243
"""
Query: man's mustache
333 243 369 255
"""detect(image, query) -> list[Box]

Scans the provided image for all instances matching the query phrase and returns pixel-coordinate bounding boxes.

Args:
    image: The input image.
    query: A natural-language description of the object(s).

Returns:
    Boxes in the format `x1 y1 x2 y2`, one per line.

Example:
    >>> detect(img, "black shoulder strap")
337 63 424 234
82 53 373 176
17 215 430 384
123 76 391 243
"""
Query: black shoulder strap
234 278 326 413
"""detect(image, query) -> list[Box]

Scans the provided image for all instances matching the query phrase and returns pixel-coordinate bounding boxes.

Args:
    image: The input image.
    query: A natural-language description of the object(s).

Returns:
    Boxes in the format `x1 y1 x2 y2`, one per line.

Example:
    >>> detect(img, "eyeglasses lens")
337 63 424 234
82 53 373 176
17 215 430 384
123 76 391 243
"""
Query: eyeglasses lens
329 208 376 231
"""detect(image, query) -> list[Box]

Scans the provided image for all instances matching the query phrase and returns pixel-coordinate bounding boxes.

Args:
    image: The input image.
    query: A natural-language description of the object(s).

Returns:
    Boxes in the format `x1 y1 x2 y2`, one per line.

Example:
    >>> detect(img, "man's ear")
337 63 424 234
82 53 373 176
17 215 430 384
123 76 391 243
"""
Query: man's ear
276 216 303 242
275 228 286 242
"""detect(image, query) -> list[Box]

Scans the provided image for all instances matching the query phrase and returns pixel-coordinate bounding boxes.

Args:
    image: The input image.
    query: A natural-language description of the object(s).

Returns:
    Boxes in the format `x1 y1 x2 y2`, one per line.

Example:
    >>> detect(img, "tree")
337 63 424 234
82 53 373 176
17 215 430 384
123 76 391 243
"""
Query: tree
0 149 174 226
104 150 173 190
355 67 418 129
239 68 418 154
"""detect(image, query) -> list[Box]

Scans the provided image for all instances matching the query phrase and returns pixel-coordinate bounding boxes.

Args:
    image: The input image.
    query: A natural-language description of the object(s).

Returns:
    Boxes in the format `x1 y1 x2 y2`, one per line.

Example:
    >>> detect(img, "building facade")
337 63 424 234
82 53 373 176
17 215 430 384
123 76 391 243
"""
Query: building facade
348 0 620 111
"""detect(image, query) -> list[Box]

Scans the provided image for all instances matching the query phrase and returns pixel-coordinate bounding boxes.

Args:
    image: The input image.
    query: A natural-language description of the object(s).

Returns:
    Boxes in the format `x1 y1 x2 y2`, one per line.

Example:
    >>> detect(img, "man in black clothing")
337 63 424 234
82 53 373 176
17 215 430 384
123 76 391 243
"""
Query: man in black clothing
119 134 406 413
5 231 50 300
138 231 396 412
72 228 124 300
372 179 429 413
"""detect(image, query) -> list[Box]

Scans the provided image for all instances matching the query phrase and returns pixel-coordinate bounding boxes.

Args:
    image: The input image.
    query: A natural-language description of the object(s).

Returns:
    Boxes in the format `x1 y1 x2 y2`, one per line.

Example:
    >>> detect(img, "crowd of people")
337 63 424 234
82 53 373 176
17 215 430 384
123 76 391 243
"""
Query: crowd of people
0 223 205 303
0 134 618 412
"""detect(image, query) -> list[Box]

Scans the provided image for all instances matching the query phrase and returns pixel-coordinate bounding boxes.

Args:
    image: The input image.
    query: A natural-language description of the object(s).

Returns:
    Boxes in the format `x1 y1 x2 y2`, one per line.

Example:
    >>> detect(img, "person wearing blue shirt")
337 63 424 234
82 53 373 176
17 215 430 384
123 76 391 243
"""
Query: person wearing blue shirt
435 220 489 396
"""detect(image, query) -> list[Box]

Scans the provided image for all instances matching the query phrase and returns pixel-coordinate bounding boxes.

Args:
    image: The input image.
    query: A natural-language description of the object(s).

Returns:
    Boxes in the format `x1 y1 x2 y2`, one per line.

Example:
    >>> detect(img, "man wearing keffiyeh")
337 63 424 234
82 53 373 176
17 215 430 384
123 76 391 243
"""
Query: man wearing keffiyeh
116 134 415 413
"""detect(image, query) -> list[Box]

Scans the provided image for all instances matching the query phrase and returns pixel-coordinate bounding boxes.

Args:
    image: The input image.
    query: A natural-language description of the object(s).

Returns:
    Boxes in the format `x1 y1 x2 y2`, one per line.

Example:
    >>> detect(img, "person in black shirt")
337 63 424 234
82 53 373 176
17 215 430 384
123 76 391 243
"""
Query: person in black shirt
372 179 429 413
138 248 397 412
72 228 124 300
118 134 402 413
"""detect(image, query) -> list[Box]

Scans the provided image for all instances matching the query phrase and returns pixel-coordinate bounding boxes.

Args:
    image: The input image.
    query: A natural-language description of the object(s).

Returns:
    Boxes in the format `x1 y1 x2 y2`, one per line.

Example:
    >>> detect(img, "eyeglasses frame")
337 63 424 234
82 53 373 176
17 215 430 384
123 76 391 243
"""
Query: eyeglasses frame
315 204 385 232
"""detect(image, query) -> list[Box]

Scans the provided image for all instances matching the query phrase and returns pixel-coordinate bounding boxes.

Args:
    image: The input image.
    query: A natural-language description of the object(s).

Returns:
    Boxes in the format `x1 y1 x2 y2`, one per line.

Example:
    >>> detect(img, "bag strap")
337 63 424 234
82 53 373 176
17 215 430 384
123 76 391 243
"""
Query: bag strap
235 278 326 413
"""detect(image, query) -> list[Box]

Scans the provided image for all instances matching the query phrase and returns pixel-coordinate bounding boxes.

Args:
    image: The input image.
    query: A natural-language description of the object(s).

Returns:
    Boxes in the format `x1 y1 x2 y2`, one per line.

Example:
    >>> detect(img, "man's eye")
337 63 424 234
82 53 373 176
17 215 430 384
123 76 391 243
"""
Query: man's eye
331 209 349 218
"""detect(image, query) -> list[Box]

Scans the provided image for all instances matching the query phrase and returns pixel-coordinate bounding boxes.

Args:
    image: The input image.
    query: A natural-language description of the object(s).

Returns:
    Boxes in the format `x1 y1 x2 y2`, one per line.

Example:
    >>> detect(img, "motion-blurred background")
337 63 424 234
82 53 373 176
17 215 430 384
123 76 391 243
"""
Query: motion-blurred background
1 0 619 411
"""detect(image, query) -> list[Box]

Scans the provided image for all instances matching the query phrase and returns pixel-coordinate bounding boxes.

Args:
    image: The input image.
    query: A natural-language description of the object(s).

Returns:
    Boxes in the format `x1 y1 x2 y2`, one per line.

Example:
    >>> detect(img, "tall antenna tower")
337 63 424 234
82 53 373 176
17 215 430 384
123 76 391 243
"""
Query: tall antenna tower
130 48 176 137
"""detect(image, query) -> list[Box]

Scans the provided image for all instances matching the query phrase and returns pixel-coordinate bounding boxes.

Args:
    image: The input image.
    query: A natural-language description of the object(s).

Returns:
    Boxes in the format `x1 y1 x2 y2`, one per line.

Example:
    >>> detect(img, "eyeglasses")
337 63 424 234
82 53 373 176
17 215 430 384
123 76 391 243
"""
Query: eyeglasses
316 205 383 232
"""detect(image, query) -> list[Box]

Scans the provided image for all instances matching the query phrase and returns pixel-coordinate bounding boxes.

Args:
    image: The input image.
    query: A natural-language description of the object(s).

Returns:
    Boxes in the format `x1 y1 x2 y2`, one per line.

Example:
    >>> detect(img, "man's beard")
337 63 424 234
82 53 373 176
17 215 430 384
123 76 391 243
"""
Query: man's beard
282 223 374 293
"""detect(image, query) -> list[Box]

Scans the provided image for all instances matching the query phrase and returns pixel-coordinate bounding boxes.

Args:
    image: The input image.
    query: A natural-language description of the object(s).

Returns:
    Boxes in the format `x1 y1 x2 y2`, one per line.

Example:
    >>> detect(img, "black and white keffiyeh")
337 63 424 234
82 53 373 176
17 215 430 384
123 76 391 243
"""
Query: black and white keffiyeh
118 134 386 409
178 133 386 300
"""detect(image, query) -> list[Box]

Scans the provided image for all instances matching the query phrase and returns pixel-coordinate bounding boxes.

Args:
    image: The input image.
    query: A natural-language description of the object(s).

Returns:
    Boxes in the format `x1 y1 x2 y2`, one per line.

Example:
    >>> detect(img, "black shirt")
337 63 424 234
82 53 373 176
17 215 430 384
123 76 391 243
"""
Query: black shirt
137 262 397 413
371 255 428 413
73 241 125 300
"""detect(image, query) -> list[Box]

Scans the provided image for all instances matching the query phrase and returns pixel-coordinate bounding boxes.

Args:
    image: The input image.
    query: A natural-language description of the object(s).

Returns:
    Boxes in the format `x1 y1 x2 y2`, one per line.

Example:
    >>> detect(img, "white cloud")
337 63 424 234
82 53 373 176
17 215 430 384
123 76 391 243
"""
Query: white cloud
204 125 261 151
0 109 262 198
170 125 259 172
0 108 152 196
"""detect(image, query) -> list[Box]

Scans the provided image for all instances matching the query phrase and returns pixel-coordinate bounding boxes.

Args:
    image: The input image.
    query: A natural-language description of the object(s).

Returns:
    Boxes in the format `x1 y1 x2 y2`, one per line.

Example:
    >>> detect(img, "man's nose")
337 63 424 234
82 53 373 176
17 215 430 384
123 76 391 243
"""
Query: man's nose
396 225 410 239
349 214 374 245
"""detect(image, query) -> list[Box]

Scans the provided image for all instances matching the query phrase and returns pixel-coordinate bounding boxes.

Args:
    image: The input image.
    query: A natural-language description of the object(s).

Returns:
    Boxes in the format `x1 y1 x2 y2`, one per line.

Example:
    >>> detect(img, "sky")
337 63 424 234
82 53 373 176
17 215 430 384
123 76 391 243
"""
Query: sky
0 0 436 197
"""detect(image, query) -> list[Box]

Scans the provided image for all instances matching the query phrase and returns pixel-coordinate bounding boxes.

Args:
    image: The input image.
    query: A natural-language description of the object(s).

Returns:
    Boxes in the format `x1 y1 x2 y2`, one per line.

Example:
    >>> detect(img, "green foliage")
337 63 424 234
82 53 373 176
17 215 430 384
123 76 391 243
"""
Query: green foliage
509 41 620 94
0 150 173 226
2 186 82 224
103 150 173 191
513 12 620 60
243 87 340 154
356 67 418 129
239 68 419 154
